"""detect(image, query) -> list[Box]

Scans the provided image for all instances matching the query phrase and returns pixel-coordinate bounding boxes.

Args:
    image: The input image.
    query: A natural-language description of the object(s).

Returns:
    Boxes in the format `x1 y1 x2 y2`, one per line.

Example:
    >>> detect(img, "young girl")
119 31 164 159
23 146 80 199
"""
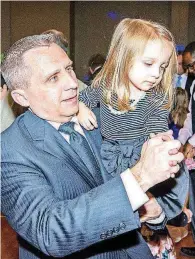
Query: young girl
78 18 180 258
79 18 176 175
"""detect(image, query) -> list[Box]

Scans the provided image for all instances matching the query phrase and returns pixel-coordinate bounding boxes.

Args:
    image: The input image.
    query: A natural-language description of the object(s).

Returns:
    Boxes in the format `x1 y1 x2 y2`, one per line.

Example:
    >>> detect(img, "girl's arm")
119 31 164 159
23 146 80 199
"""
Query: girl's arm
79 85 101 109
146 94 169 135
78 85 101 130
78 102 98 130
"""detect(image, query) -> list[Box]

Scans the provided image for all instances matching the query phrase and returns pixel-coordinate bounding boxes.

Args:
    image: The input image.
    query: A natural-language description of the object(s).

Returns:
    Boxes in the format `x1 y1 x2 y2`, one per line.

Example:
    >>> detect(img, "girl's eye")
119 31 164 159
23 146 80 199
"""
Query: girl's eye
144 62 153 66
67 66 73 72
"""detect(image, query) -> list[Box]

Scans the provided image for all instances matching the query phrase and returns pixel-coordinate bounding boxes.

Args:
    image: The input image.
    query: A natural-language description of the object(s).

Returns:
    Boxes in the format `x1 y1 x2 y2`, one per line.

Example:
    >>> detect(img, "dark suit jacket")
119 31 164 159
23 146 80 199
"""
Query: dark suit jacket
1 110 155 259
1 110 188 258
185 74 195 102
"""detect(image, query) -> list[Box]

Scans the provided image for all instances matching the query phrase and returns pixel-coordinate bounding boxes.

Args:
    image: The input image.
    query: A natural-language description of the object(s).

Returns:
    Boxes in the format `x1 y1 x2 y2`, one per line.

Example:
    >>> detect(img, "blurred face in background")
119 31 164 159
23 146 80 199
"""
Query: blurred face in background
183 52 195 76
177 54 185 75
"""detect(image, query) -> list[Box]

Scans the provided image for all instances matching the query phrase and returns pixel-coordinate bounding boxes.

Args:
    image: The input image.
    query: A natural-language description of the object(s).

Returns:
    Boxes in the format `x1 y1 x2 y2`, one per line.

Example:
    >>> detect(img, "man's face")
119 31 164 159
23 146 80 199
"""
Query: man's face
23 43 79 123
183 51 195 76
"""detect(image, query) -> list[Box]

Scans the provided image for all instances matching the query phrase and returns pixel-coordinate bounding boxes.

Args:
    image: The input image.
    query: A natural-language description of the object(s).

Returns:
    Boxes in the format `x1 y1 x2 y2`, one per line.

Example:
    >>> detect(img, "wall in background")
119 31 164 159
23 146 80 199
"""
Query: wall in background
189 1 195 44
1 1 70 53
74 1 171 80
1 2 11 54
74 1 195 80
1 1 195 80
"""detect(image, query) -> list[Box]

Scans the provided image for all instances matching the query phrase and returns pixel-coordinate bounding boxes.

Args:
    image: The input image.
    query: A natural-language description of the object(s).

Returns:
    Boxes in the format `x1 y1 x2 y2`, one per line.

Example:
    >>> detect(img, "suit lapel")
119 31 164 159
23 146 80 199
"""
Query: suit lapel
23 111 99 188
82 127 107 183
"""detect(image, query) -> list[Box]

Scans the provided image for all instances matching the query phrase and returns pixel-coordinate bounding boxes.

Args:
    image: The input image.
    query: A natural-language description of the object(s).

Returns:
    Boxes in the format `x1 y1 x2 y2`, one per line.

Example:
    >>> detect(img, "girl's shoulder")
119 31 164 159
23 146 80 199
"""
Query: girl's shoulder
146 89 169 109
148 88 168 101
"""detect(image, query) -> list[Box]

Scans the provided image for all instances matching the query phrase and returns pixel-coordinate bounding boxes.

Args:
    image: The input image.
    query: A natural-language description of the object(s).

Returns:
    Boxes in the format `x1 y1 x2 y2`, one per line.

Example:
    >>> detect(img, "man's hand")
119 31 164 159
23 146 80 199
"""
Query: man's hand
131 132 184 192
183 142 195 159
139 193 162 223
77 102 98 130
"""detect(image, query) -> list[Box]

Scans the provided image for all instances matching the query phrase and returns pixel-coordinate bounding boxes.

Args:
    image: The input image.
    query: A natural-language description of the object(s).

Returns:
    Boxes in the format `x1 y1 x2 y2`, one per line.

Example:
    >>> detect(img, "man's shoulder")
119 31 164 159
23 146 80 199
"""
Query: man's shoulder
1 113 25 143
1 111 35 145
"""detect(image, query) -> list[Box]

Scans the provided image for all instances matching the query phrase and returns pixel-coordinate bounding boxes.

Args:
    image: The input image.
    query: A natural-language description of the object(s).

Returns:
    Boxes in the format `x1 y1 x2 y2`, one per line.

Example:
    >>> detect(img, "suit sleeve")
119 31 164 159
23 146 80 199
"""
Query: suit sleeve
145 93 169 135
1 142 140 257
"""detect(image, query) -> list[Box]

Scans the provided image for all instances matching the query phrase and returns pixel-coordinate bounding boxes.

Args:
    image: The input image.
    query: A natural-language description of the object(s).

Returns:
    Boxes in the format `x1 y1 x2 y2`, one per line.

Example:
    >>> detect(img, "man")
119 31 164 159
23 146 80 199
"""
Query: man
182 41 195 101
174 49 187 89
1 34 187 259
84 53 106 86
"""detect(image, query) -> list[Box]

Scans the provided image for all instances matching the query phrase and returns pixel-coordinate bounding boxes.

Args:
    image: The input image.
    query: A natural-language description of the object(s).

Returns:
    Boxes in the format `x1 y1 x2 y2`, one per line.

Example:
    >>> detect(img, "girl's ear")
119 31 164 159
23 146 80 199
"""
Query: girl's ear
11 89 30 107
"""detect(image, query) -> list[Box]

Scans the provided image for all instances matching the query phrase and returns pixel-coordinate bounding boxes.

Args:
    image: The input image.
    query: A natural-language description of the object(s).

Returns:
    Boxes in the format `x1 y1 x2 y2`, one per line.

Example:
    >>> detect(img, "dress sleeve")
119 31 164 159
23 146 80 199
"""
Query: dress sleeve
79 85 101 109
145 93 169 135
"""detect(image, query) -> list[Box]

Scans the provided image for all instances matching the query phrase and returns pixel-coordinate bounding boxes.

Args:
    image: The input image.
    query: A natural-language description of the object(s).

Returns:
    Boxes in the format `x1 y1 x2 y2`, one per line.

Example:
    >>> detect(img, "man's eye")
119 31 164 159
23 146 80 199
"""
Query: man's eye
67 66 73 72
50 75 58 82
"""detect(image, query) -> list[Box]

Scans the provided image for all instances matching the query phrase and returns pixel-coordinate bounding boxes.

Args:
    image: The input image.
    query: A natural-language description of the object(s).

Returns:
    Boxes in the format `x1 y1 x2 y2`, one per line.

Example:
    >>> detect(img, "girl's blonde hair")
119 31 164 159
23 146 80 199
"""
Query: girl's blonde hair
93 18 177 111
171 88 189 128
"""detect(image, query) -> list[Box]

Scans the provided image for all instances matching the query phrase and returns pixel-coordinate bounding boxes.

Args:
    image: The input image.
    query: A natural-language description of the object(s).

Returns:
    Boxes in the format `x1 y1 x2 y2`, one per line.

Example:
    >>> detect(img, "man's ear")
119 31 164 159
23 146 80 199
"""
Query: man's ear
11 89 30 107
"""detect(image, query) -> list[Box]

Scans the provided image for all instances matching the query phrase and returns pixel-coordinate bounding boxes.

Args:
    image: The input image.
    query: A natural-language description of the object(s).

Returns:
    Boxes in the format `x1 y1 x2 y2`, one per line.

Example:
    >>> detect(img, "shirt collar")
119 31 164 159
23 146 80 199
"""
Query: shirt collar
48 116 79 130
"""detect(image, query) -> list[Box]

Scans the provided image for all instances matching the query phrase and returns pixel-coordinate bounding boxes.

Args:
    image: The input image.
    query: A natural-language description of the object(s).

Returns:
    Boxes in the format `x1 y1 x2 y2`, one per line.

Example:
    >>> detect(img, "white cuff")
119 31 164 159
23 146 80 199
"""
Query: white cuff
121 169 149 211
146 211 166 224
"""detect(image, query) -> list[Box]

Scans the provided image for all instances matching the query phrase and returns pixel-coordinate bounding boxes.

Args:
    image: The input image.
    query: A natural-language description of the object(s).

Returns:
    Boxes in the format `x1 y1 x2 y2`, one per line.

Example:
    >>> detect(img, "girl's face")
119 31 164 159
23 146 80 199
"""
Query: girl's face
128 39 173 93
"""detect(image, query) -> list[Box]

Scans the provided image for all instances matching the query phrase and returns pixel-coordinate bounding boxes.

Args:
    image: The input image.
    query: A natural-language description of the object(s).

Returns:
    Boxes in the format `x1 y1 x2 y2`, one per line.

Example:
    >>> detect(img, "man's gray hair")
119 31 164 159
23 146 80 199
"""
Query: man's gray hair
1 34 57 90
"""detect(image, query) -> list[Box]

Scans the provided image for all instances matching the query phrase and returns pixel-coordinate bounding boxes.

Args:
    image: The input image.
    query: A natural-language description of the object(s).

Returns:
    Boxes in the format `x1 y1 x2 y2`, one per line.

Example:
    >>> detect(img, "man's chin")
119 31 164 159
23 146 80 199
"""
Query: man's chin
61 106 79 118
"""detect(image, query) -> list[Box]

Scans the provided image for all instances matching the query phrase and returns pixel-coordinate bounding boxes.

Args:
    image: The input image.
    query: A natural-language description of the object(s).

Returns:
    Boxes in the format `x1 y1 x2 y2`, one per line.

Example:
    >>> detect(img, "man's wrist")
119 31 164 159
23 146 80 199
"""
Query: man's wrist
120 168 149 211
131 162 151 192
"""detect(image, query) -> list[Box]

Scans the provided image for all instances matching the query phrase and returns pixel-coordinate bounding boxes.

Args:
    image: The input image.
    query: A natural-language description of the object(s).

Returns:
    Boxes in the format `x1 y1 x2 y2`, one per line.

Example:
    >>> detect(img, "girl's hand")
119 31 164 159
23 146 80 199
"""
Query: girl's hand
77 102 98 130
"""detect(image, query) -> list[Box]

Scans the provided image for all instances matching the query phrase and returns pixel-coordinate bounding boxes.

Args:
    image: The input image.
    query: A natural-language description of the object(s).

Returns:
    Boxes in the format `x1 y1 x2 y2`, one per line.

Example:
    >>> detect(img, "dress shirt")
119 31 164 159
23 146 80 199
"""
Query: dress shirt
173 73 188 89
50 118 165 223
178 81 195 147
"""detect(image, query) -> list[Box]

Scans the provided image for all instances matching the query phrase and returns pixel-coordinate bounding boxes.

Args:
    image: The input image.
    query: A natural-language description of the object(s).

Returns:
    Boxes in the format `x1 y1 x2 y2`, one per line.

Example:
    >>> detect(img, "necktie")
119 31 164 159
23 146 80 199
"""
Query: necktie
176 75 182 88
58 122 101 183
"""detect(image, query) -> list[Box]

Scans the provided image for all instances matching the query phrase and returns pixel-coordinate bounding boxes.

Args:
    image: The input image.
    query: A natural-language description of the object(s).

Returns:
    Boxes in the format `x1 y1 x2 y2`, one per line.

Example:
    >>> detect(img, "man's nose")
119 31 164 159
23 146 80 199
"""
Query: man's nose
65 73 78 89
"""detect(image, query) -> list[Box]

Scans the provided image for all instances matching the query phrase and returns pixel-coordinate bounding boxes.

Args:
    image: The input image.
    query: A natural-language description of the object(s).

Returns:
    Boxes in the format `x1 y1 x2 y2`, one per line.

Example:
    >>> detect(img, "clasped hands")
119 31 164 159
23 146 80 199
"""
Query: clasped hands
132 130 184 192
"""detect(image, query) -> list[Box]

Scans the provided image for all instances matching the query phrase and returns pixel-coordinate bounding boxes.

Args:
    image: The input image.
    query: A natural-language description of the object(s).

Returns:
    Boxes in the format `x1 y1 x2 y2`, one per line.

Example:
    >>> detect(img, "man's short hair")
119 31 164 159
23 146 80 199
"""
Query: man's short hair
41 29 68 53
184 41 195 55
1 34 57 90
